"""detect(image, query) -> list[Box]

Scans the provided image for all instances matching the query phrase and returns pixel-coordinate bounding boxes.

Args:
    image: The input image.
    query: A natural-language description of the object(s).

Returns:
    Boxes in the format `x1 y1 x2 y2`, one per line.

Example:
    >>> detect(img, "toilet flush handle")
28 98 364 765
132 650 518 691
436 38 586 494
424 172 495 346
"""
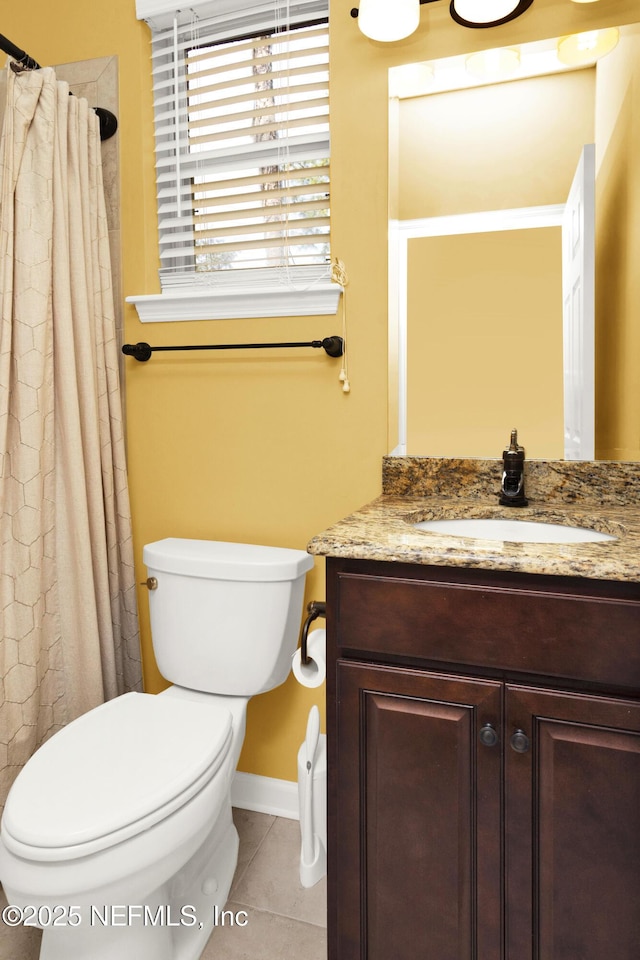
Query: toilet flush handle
140 577 158 590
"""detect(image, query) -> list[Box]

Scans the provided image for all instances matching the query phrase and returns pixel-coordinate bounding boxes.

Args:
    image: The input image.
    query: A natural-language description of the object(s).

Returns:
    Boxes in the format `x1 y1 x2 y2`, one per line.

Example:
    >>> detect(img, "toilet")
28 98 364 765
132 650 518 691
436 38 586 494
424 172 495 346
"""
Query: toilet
0 538 314 960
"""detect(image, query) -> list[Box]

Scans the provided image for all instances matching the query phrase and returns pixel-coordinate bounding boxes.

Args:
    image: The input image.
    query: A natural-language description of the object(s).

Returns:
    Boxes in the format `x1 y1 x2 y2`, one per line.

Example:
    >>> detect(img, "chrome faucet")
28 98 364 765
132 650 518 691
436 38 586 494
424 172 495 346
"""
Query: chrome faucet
499 429 528 507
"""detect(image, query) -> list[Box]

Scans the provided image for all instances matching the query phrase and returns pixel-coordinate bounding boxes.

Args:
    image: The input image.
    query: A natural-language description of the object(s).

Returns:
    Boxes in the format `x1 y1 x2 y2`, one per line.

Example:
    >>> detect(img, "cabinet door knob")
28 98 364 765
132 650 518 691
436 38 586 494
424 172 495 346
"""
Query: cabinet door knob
479 722 499 747
510 729 530 753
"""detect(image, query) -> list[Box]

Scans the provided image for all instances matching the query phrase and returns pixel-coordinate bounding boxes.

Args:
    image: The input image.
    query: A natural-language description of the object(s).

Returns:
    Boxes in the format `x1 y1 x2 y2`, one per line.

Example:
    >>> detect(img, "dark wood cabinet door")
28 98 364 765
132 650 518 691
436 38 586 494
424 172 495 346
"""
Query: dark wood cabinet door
332 660 502 960
505 685 640 960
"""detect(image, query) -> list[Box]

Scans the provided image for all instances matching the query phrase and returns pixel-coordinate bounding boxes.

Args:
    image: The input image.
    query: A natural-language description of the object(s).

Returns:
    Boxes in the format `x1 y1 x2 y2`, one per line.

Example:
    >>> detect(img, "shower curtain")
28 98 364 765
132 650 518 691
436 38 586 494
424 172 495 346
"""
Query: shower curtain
0 64 141 812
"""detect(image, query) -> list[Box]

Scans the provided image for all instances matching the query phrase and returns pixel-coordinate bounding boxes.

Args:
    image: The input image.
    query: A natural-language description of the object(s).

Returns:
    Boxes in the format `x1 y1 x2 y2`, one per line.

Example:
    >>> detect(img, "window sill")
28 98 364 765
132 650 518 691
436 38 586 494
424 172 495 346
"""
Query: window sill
126 281 343 322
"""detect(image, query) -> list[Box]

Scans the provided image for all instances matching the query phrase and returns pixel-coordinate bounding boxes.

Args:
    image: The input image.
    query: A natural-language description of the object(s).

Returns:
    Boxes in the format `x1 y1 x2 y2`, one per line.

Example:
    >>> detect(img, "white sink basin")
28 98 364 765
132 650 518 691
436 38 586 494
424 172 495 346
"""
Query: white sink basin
413 518 617 544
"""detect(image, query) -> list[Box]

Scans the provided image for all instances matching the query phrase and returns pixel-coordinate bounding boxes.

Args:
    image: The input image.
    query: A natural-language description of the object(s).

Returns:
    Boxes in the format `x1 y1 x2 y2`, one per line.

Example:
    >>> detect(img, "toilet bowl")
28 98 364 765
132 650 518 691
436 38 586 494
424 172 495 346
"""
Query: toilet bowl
0 538 314 960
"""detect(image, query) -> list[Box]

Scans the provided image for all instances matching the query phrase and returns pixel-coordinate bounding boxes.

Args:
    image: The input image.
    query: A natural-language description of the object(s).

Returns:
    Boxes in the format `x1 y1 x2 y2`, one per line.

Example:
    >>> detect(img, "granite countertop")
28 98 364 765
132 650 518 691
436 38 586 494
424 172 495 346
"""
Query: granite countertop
307 457 640 582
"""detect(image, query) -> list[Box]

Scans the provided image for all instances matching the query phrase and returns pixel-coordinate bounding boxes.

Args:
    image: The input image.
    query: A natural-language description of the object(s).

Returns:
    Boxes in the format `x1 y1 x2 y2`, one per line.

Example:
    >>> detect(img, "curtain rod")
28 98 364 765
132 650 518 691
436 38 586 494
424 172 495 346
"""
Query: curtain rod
122 337 345 362
0 33 40 70
0 33 118 141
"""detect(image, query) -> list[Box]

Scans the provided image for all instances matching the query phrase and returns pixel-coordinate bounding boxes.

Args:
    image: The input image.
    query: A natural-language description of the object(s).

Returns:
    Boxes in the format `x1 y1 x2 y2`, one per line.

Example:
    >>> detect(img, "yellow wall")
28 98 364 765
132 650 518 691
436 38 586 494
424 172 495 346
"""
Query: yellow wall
407 229 564 457
2 0 639 781
397 68 595 217
594 24 640 460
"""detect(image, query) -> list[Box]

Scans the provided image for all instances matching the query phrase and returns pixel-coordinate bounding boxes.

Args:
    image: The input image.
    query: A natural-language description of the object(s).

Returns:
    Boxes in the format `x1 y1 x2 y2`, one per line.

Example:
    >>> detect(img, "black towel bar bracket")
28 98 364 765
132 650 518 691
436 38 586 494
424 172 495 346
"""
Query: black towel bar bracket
122 337 344 362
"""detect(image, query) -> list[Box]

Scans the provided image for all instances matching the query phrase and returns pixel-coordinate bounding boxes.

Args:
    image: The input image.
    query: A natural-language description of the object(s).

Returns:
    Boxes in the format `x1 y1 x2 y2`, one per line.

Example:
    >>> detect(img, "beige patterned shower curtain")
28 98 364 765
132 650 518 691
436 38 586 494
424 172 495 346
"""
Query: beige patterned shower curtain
0 64 141 811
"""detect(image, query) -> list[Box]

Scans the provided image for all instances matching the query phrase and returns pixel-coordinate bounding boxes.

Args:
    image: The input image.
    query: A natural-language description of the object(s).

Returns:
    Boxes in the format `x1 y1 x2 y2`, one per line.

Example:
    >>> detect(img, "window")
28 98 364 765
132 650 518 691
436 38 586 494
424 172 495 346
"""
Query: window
185 24 330 274
131 0 341 321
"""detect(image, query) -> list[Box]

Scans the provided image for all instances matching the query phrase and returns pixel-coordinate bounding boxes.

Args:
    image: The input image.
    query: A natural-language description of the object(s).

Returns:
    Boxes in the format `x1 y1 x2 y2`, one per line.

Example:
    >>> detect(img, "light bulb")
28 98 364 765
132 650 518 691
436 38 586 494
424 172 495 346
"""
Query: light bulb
557 28 619 66
358 0 420 42
389 61 435 98
465 47 521 81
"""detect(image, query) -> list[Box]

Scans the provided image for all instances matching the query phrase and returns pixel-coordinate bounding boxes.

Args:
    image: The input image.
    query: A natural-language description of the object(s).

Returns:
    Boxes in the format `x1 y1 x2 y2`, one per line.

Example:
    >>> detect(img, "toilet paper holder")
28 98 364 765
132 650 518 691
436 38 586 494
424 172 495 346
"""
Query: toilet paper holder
300 601 326 665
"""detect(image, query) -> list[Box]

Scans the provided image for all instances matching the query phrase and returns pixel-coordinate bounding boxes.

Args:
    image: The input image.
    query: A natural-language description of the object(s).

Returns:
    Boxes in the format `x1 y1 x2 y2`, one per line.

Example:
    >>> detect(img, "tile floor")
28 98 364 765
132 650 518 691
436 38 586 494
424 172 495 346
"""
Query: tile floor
0 809 327 960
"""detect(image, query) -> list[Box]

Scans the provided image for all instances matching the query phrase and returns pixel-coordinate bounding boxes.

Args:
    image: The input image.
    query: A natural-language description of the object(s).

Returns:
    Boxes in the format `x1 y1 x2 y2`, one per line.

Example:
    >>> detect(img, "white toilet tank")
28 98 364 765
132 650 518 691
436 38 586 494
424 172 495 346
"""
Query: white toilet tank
143 539 314 696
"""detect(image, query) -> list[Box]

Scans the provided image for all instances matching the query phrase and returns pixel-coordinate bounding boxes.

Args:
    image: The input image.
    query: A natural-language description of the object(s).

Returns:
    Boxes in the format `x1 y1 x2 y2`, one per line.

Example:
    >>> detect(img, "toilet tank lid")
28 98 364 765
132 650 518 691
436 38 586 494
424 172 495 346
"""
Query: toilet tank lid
143 538 314 581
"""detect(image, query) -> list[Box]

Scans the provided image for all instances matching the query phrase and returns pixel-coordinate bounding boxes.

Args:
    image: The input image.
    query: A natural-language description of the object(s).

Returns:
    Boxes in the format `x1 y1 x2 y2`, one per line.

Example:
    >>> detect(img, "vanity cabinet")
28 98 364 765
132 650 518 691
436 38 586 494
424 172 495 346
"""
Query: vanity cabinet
325 558 640 960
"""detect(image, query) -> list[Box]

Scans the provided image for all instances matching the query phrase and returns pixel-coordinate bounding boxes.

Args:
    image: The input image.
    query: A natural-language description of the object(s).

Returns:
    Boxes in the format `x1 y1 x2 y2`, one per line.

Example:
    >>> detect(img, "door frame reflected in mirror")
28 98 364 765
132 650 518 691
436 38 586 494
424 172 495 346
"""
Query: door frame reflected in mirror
389 205 566 456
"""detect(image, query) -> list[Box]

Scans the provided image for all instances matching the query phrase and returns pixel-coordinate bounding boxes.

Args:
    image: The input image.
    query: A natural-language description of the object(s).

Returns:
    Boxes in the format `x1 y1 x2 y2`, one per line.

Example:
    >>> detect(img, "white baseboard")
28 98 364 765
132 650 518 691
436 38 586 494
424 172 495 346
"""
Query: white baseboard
231 771 300 820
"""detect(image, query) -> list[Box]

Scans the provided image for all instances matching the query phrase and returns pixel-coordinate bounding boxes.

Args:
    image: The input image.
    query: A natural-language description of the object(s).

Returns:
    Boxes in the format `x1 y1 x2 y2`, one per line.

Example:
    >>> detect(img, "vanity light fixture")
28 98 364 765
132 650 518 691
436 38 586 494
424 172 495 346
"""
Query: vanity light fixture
356 0 421 42
389 60 435 96
556 27 619 66
450 0 534 28
465 46 521 80
351 0 534 41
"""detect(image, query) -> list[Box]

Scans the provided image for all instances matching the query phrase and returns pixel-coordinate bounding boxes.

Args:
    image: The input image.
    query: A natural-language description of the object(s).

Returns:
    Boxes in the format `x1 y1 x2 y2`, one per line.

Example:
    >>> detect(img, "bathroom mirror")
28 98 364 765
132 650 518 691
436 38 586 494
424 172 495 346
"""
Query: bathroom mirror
388 21 640 461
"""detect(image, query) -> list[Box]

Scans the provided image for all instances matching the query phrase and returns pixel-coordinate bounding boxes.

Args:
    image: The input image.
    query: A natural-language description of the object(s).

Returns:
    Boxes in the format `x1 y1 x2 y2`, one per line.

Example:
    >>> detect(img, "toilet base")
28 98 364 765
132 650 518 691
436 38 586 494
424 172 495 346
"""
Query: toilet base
36 807 239 960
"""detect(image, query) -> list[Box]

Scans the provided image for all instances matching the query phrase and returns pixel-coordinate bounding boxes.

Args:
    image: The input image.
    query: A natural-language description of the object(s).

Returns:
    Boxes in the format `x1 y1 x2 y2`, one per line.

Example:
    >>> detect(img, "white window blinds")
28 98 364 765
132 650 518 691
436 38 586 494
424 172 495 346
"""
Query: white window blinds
145 0 331 301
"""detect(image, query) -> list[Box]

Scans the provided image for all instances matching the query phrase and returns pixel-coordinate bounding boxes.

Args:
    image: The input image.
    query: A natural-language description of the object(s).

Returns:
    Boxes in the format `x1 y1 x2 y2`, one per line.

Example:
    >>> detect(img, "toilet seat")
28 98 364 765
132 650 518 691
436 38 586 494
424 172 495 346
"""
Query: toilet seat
2 692 232 862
